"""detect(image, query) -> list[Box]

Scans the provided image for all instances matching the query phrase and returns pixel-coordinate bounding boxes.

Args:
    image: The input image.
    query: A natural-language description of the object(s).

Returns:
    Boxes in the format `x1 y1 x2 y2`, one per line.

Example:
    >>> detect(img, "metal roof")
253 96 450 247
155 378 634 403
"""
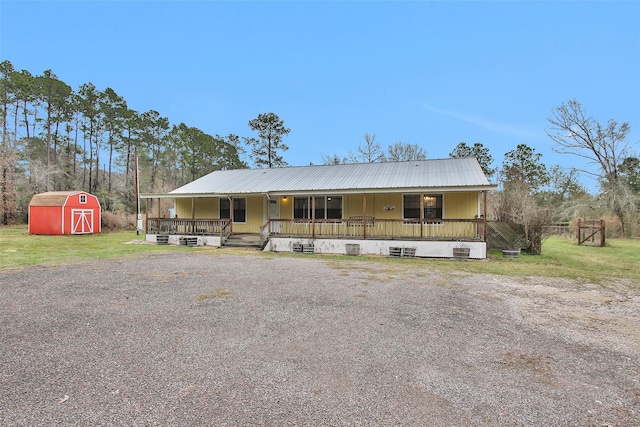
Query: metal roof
159 158 495 198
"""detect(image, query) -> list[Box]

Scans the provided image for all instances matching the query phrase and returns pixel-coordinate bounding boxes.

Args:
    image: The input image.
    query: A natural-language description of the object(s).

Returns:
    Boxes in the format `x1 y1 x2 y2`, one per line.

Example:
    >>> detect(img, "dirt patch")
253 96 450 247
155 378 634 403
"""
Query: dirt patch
1 252 638 426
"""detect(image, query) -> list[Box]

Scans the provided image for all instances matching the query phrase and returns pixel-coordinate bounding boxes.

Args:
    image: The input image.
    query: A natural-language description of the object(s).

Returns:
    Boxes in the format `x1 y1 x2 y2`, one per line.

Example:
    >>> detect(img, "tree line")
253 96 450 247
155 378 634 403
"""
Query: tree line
0 61 255 222
1 61 638 241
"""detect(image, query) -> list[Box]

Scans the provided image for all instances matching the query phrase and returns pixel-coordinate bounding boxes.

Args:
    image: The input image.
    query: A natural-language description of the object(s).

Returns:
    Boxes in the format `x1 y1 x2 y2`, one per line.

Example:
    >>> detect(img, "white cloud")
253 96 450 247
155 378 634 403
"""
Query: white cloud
422 104 541 140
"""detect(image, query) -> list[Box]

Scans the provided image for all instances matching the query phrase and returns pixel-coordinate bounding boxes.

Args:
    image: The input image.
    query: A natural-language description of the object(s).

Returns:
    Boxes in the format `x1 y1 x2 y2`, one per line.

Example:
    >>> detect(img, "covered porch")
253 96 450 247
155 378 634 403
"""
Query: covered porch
142 158 496 258
141 191 489 258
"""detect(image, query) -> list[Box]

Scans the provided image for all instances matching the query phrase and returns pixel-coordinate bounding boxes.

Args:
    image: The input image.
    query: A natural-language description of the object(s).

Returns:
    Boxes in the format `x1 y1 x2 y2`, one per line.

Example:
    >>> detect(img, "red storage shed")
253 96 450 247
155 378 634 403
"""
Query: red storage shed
28 191 101 235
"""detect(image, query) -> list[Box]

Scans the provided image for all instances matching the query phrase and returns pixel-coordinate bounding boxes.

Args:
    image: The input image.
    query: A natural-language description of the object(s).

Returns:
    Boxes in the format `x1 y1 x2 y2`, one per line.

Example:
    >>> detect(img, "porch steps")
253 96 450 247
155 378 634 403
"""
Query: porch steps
222 233 263 249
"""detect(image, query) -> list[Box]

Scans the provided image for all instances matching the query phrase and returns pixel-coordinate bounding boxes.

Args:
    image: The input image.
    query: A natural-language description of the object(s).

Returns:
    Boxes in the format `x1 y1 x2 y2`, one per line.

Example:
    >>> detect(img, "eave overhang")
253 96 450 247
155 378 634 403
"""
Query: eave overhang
140 184 497 199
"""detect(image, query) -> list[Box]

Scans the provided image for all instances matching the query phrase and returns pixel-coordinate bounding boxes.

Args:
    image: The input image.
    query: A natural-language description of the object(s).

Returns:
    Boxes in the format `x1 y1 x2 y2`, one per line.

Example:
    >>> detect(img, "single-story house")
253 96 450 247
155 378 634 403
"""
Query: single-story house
141 157 497 258
28 191 102 235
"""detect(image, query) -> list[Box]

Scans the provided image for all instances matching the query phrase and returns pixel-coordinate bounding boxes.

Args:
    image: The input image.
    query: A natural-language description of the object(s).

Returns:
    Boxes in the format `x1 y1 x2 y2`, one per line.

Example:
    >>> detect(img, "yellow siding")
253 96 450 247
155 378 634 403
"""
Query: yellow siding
175 199 190 218
279 196 293 220
443 192 478 219
195 198 217 218
231 196 263 233
371 194 403 219
175 198 218 219
344 194 364 218
343 194 402 219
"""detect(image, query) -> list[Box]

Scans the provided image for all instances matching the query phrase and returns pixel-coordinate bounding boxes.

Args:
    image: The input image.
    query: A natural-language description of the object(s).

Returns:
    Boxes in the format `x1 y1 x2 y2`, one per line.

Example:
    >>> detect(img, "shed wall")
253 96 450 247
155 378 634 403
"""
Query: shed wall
29 206 64 235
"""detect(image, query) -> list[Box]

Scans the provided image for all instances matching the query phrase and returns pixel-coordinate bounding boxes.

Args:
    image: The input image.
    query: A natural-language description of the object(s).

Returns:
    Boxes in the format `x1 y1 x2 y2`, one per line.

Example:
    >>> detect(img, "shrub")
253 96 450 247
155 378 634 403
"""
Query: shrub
101 211 135 232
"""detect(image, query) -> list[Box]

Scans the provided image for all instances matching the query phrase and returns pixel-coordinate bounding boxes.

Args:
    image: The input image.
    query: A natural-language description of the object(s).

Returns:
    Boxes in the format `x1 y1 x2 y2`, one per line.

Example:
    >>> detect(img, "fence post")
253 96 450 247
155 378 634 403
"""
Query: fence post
577 218 581 245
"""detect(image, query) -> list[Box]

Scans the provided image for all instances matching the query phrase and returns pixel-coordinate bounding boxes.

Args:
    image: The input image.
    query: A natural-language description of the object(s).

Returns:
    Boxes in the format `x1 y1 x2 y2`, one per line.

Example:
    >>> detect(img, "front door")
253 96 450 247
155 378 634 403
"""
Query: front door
269 198 281 233
72 209 94 234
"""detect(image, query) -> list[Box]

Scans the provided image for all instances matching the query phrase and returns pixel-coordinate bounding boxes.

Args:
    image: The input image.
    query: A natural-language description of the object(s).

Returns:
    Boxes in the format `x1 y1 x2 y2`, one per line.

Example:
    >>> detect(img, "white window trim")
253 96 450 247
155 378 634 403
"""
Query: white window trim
402 193 445 226
233 197 248 224
293 195 343 221
79 194 87 204
220 197 248 224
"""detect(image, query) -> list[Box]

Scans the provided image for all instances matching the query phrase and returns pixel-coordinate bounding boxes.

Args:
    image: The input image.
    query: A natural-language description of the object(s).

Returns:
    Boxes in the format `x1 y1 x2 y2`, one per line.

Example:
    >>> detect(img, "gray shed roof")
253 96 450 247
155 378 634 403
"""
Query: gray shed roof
29 191 82 207
153 157 495 198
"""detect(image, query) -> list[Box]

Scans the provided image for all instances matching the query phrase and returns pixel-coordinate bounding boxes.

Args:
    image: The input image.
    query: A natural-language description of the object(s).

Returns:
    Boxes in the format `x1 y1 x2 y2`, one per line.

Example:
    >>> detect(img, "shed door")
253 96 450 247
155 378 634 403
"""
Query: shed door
71 209 94 234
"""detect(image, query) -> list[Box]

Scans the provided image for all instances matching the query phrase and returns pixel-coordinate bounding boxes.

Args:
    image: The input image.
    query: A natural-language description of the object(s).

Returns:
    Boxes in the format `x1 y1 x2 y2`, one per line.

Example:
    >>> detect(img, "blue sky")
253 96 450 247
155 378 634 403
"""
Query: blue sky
1 1 638 189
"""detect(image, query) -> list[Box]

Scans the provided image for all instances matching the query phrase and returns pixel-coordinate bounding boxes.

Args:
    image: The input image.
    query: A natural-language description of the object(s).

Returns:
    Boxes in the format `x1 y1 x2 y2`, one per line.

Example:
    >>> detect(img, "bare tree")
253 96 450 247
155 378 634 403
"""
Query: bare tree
321 153 349 165
324 140 426 164
386 142 427 162
352 133 385 163
547 99 631 180
547 99 635 234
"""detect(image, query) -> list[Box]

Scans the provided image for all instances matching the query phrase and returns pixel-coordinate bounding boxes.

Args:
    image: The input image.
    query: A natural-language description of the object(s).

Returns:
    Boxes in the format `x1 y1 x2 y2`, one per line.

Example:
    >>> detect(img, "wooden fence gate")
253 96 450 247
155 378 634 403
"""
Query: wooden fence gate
577 219 605 246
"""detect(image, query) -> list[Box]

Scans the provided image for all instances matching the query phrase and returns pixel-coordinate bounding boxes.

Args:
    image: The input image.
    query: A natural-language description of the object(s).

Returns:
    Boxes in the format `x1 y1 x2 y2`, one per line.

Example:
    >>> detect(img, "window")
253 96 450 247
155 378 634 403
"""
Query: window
293 196 309 220
220 198 246 223
79 194 87 204
423 194 443 219
403 194 443 219
326 196 342 219
403 195 420 219
220 199 229 219
294 196 342 220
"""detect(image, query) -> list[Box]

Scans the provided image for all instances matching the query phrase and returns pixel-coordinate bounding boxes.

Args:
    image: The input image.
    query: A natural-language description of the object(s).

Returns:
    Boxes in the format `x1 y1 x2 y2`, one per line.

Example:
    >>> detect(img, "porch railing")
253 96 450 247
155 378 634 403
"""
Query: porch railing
146 218 232 242
146 217 485 243
263 218 486 241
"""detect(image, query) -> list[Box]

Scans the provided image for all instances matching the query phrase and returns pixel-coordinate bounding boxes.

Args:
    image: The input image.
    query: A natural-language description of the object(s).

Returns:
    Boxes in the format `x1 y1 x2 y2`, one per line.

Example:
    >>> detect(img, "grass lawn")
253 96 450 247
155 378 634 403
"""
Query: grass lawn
0 225 211 269
1 225 638 284
458 237 639 284
301 236 640 285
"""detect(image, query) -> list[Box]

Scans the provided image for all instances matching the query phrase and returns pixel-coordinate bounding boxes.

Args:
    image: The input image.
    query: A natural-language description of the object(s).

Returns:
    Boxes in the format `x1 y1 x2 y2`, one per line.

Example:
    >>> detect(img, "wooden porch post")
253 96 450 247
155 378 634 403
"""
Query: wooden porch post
145 198 149 231
266 195 271 235
157 198 161 220
229 196 233 234
312 195 316 238
267 195 271 222
362 194 367 239
191 197 195 233
483 191 488 242
420 193 424 238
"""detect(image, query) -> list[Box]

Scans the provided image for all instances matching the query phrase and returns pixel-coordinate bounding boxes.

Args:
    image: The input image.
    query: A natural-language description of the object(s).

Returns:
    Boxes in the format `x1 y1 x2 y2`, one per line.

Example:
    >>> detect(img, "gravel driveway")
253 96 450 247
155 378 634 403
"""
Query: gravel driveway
1 251 638 426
